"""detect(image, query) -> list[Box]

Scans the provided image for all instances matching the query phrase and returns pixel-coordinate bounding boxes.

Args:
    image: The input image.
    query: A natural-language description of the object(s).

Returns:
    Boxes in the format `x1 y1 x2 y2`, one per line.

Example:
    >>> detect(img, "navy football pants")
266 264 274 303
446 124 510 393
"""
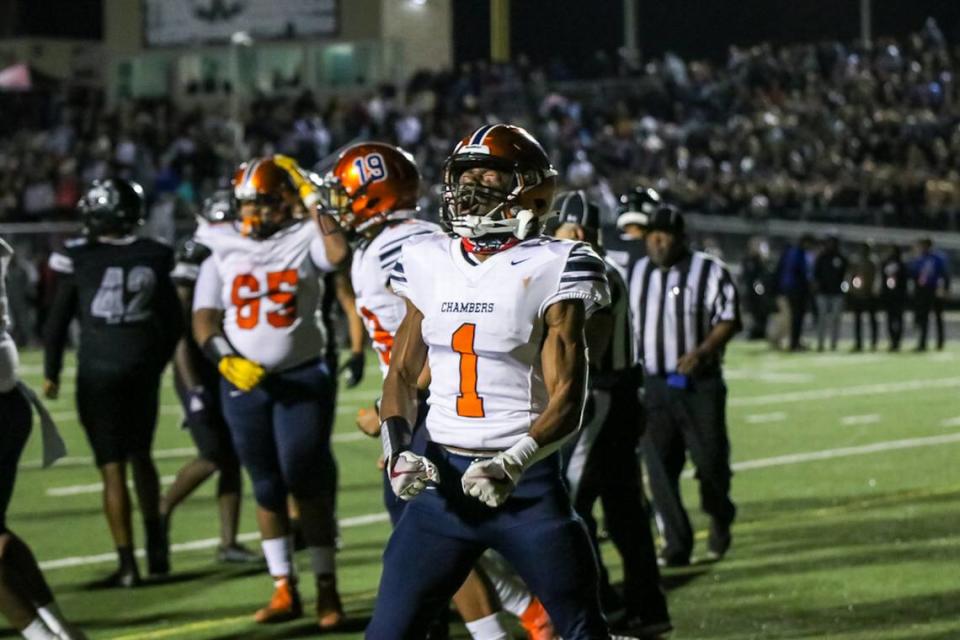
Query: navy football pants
366 442 608 639
220 359 336 514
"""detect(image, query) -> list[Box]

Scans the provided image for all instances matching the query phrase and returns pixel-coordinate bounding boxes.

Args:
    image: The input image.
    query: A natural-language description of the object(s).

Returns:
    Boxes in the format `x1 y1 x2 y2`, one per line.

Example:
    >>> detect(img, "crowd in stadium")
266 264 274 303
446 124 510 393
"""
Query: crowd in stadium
2 19 960 230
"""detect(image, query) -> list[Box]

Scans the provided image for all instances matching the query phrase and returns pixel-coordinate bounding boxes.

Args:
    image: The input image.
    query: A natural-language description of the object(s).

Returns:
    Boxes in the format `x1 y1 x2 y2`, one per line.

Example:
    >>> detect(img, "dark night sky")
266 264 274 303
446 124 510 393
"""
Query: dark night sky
454 0 960 70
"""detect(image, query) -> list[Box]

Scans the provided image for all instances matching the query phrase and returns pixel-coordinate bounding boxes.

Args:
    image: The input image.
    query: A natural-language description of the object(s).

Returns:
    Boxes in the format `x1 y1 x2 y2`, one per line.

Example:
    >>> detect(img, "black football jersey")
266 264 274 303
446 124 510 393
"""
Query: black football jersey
44 236 183 379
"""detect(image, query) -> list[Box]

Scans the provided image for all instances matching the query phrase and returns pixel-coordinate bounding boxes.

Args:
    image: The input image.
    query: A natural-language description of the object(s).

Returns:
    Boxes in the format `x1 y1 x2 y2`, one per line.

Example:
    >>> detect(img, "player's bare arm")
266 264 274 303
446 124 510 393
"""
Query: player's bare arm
173 284 205 390
313 208 350 268
380 298 427 427
529 298 588 448
379 298 438 500
333 270 367 388
461 299 589 509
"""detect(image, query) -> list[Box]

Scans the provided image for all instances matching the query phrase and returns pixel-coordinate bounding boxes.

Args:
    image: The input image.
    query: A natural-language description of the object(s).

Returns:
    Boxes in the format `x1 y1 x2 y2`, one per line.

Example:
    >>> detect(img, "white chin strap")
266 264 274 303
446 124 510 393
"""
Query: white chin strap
451 209 543 241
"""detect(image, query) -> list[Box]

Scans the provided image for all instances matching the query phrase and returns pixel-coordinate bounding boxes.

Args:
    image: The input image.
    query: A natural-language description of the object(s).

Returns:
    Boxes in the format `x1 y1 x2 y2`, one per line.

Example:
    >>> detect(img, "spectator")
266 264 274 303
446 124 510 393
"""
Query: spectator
911 237 950 351
848 243 880 352
774 235 814 351
813 236 847 352
879 245 908 351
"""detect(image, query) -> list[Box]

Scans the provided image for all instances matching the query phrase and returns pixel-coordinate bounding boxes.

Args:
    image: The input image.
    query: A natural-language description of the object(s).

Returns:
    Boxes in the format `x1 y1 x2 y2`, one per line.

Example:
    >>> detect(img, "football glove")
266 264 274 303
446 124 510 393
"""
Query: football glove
461 436 540 508
218 355 265 392
339 351 365 388
387 451 440 501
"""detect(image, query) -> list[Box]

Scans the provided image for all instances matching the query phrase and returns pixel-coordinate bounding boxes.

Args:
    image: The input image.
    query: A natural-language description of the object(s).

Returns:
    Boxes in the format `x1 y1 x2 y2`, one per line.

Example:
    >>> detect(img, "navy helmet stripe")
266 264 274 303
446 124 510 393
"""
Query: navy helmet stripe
470 124 496 146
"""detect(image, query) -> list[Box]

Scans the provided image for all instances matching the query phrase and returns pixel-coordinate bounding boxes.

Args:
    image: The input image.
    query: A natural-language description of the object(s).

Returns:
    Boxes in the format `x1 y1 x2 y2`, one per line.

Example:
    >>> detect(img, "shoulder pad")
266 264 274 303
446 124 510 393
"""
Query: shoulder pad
176 238 212 265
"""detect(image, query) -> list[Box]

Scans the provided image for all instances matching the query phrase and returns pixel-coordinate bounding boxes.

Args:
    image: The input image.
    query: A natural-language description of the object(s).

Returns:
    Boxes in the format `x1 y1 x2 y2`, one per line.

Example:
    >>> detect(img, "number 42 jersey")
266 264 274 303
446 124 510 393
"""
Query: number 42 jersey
390 235 610 450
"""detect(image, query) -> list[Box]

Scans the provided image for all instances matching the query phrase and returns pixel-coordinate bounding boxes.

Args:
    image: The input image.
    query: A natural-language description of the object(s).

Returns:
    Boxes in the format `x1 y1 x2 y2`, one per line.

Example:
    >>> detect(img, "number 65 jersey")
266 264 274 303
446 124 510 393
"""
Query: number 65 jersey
389 235 610 450
193 220 335 372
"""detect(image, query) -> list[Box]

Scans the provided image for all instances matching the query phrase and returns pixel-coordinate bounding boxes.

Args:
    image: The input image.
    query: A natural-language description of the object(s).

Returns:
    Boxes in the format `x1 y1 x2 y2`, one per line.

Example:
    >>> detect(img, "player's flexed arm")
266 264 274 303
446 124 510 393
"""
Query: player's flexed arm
462 299 587 508
379 298 438 500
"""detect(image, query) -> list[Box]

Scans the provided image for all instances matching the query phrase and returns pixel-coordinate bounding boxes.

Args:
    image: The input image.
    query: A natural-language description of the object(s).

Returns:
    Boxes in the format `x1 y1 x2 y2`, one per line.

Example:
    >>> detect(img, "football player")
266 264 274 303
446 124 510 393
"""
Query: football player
323 141 555 639
366 124 613 639
160 191 258 564
1 237 84 640
43 179 183 587
603 186 658 284
553 191 672 638
192 157 349 629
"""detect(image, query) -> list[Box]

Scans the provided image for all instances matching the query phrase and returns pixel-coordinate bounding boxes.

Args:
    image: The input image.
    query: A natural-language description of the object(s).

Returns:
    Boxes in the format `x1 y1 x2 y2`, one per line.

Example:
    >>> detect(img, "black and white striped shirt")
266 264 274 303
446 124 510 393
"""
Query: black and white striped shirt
629 250 740 377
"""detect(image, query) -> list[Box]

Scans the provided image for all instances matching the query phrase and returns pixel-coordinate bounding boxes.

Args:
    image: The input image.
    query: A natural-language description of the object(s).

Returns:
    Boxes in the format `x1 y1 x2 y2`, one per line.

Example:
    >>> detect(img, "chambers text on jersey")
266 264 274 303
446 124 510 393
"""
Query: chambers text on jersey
389 235 610 450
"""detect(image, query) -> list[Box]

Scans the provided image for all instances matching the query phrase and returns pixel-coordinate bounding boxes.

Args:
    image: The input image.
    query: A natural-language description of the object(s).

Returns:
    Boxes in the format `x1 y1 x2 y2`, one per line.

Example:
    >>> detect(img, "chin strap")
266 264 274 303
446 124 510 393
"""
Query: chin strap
461 236 522 255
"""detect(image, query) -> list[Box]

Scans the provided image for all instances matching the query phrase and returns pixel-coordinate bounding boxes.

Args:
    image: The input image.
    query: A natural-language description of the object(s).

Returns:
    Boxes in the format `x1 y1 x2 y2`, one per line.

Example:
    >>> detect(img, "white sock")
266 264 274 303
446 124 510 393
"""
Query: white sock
308 545 335 577
21 618 57 640
36 603 66 636
477 553 531 618
464 612 509 640
261 537 292 579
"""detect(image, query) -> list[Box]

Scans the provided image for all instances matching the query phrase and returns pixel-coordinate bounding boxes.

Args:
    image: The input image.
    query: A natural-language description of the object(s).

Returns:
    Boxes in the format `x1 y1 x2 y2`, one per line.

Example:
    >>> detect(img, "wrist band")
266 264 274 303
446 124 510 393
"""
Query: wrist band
202 335 235 365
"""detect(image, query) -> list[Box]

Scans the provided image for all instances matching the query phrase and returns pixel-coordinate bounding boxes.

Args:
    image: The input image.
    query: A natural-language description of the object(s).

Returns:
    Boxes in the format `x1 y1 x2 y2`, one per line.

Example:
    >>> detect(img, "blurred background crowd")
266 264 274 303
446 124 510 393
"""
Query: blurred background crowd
0 20 954 348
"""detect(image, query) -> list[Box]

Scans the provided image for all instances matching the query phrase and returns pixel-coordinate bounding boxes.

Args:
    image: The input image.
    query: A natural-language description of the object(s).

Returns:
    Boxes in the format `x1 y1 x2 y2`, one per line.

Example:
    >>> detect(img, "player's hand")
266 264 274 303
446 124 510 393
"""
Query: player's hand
42 379 59 400
218 356 266 392
356 406 381 437
461 453 524 508
340 351 365 388
387 451 439 501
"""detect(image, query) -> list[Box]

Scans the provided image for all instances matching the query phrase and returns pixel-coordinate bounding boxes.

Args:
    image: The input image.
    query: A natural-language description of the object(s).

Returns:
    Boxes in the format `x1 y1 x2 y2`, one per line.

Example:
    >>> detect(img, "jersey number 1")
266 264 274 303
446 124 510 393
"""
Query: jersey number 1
452 323 484 418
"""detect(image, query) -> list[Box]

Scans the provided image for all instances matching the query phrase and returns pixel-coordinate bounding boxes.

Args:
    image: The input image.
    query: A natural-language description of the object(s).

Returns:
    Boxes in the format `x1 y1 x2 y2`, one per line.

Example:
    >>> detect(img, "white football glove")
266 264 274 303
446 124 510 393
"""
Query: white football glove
461 452 524 508
388 451 440 501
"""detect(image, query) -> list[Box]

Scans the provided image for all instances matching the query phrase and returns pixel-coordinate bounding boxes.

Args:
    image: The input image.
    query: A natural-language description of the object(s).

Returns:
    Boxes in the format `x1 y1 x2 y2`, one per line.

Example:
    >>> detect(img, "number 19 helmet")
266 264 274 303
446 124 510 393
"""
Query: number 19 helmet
441 124 558 253
77 178 145 237
318 142 420 234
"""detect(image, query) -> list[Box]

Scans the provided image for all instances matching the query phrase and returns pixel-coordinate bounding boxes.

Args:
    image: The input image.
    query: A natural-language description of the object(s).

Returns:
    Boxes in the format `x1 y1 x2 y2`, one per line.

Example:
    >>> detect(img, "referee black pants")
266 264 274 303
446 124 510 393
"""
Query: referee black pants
642 375 735 562
564 378 666 621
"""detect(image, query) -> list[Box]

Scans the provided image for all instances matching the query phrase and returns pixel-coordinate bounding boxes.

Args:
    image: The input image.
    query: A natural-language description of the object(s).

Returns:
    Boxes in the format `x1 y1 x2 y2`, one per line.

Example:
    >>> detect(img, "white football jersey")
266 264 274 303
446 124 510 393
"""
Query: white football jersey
390 235 610 450
193 220 334 371
351 219 441 378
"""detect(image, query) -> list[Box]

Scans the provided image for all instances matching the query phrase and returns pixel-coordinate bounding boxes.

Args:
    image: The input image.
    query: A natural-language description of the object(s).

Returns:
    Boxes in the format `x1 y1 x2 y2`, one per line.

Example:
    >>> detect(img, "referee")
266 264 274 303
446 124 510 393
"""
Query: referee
630 207 741 567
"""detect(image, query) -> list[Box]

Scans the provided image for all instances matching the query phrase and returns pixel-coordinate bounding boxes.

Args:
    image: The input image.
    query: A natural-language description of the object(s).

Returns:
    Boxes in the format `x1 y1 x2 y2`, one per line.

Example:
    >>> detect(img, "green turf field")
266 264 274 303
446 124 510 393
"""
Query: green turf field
6 341 960 639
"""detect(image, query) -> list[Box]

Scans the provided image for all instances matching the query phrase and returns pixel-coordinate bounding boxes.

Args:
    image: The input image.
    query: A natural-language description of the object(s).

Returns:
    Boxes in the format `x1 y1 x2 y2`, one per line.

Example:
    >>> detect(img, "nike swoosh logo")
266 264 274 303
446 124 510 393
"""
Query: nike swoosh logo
389 469 421 479
229 390 243 398
511 258 531 265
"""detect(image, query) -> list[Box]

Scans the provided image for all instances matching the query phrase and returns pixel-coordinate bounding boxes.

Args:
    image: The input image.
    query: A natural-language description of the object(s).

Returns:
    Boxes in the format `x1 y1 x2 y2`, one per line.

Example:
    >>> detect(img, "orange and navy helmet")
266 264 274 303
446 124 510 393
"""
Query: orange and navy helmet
232 158 299 239
319 142 420 234
441 124 558 253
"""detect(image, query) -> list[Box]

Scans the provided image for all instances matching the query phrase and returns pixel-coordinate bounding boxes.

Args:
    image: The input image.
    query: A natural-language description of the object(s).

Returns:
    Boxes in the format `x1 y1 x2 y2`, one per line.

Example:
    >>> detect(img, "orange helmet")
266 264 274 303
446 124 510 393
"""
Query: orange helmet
319 142 420 233
441 124 558 252
232 157 299 238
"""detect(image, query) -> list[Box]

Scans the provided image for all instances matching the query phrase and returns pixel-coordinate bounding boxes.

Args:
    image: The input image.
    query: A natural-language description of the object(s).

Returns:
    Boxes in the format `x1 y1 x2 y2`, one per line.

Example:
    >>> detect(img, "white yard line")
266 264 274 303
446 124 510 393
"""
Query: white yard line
744 412 787 424
941 417 960 428
683 432 960 478
730 377 960 407
37 431 960 571
724 371 813 384
840 414 881 426
25 431 371 471
38 512 392 571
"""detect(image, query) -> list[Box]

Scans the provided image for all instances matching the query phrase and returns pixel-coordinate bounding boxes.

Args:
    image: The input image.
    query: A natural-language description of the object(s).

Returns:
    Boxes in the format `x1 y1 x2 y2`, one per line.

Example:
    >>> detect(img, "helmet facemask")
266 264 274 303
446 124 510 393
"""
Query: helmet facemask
236 192 296 240
441 156 546 252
